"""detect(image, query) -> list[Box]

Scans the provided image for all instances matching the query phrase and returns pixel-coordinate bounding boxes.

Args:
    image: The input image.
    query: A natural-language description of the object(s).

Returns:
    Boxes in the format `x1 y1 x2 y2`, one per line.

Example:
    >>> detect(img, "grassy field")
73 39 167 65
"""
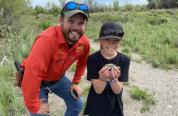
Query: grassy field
0 9 178 115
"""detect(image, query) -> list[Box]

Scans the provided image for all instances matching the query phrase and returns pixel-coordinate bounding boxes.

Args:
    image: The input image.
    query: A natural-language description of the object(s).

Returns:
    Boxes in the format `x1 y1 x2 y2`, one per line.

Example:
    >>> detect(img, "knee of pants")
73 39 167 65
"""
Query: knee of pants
69 97 83 112
77 98 83 111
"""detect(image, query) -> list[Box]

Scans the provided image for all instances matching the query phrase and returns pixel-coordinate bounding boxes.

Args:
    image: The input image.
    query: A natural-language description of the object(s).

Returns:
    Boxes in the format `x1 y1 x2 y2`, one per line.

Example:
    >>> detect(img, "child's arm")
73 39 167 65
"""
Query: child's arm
91 79 107 94
91 66 110 94
110 80 124 94
109 67 124 94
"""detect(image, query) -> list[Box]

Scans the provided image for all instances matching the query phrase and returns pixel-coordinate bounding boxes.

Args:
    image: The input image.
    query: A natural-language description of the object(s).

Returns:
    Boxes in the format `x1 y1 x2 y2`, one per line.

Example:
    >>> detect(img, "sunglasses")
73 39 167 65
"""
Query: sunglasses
103 29 124 38
61 2 89 17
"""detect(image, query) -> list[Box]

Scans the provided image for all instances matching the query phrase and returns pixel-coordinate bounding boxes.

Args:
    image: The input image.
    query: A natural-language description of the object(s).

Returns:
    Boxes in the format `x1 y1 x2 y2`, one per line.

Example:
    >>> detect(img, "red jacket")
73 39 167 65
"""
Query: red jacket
21 26 90 113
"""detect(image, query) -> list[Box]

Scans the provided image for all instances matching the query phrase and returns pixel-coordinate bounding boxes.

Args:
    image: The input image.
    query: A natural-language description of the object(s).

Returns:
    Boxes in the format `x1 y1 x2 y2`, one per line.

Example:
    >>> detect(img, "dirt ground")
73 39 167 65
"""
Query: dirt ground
123 61 178 116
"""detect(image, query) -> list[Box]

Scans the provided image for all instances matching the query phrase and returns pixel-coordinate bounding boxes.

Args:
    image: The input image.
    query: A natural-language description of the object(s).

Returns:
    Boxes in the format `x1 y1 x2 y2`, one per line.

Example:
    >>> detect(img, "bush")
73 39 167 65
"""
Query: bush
34 6 46 15
130 86 155 104
39 21 51 30
147 17 168 25
0 65 26 115
48 4 60 16
0 25 10 46
130 86 156 113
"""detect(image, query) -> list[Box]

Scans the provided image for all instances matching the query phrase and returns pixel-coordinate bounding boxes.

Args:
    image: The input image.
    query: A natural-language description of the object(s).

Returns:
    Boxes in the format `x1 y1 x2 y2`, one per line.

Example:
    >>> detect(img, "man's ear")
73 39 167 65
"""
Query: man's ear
59 17 64 25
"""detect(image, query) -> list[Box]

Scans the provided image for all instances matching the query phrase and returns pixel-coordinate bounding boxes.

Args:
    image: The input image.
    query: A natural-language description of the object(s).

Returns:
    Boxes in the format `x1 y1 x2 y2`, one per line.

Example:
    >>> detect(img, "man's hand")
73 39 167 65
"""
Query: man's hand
37 99 50 114
71 84 82 99
98 66 110 81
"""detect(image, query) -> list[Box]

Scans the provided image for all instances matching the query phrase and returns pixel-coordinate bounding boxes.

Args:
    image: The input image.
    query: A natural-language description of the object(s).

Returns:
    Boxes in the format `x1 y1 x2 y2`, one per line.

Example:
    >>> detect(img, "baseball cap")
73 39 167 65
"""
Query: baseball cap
99 22 124 40
61 2 89 19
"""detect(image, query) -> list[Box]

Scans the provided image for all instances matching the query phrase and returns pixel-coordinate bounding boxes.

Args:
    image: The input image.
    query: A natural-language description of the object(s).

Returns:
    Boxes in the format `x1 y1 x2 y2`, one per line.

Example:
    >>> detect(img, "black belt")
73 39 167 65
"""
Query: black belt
41 80 58 87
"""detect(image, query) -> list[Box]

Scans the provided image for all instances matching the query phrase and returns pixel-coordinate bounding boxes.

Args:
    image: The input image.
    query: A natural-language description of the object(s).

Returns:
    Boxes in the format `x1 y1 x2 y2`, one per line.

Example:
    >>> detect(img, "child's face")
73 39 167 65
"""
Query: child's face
99 38 121 56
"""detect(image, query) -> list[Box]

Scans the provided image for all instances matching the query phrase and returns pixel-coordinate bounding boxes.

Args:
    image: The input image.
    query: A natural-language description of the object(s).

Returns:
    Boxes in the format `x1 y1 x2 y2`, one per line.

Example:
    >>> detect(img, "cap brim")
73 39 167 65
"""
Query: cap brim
100 35 122 40
64 10 88 19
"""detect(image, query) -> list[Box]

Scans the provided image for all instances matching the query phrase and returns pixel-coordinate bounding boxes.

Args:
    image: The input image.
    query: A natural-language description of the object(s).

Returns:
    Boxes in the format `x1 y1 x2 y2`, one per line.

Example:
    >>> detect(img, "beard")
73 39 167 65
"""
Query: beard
62 27 83 45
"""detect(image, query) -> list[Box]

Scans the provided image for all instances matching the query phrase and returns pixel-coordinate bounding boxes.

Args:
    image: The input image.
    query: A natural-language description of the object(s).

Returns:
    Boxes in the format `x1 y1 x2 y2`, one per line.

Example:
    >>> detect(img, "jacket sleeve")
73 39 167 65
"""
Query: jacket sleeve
21 36 53 113
72 40 90 83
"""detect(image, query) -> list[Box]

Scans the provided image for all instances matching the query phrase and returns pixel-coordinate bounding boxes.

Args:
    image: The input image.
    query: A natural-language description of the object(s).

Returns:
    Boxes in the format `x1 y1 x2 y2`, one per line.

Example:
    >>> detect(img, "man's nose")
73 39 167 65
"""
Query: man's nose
72 23 81 30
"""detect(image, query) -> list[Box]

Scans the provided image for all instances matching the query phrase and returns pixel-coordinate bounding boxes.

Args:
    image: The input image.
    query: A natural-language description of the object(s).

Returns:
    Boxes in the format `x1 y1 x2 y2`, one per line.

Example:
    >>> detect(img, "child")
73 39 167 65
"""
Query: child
84 22 130 116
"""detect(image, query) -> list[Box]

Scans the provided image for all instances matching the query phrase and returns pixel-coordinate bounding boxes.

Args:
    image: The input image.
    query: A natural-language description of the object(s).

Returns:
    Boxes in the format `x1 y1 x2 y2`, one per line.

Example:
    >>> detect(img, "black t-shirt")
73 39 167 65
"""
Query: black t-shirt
84 51 130 116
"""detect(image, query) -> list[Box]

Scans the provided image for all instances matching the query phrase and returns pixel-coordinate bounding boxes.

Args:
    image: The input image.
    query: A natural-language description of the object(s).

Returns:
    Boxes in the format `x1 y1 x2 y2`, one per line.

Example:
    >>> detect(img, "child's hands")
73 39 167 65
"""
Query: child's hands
99 64 121 81
109 66 121 80
98 66 110 81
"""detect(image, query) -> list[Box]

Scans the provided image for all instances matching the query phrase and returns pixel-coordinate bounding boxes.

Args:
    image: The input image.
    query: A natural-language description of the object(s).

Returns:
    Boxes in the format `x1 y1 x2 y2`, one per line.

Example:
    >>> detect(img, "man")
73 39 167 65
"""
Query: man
21 1 90 116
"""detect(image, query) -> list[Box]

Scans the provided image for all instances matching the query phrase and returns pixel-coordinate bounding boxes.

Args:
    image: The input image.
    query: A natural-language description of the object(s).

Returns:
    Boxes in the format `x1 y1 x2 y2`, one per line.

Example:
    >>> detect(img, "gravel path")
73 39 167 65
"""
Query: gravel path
124 61 178 116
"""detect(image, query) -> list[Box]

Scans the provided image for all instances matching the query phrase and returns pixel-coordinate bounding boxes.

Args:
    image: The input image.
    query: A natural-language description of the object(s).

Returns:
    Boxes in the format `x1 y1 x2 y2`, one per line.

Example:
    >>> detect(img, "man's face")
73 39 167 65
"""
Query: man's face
60 14 87 44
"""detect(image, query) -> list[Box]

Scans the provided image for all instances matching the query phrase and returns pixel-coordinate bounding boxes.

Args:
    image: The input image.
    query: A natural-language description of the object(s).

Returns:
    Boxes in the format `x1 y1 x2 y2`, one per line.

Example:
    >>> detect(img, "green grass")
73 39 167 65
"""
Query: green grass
70 63 76 72
90 47 97 54
130 86 156 113
0 66 26 116
39 21 52 30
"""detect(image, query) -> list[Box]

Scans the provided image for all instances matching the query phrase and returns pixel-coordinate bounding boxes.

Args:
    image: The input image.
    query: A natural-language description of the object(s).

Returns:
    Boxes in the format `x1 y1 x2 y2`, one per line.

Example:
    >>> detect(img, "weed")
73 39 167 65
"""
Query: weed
130 86 155 113
39 21 51 30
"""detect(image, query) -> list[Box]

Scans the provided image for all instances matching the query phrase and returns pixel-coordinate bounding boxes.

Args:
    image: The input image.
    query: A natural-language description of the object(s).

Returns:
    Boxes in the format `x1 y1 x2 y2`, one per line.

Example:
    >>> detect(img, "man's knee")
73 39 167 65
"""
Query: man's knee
70 97 83 112
75 97 83 111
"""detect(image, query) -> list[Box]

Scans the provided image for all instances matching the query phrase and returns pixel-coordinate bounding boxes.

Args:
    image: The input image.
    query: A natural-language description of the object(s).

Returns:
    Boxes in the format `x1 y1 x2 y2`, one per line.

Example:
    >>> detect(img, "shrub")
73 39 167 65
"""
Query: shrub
130 86 156 113
39 21 51 30
34 6 46 15
0 25 10 48
0 65 26 115
147 17 168 25
175 39 178 48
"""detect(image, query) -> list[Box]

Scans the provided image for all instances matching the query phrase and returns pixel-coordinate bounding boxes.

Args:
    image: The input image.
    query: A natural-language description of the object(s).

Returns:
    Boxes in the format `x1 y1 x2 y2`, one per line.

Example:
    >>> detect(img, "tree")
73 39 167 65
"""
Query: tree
147 0 178 9
158 0 178 8
84 0 97 12
113 0 119 11
34 5 45 15
0 0 30 25
49 3 60 16
147 0 159 9
58 0 67 8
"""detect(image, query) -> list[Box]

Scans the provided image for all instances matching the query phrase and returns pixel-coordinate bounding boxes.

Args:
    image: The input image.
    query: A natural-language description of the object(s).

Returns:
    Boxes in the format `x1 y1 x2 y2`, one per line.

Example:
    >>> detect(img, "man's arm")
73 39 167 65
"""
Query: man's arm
71 40 90 98
21 37 52 113
72 41 90 83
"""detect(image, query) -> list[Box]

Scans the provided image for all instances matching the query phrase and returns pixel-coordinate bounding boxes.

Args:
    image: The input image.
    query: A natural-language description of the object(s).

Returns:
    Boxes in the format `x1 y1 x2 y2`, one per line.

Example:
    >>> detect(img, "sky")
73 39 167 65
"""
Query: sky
31 0 148 8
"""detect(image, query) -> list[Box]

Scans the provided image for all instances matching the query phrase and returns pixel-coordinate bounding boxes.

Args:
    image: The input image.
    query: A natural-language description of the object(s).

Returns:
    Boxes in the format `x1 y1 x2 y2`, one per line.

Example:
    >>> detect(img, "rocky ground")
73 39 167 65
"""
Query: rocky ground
123 60 178 116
